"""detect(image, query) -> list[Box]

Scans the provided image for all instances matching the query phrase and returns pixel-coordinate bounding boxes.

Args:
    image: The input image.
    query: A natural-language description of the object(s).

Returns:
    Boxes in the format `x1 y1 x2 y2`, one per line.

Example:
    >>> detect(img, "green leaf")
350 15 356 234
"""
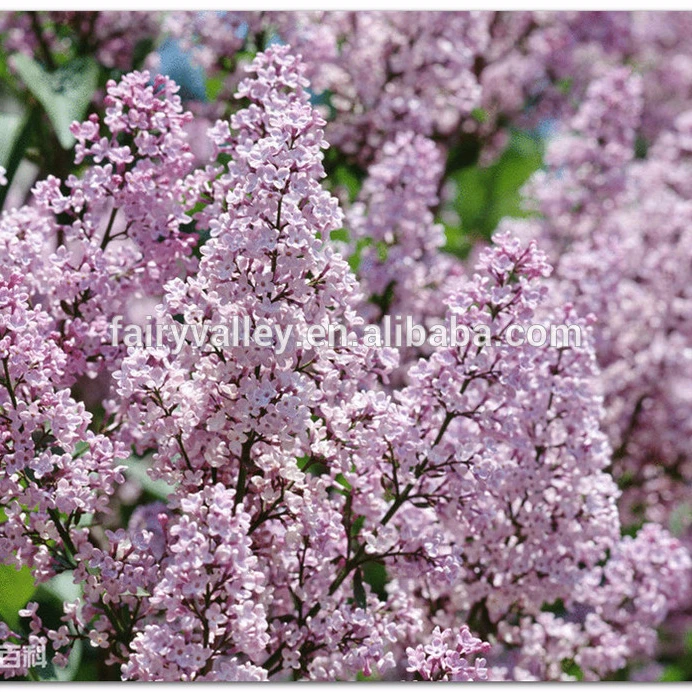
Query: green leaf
329 228 349 243
362 561 388 601
206 76 224 102
123 455 175 500
39 571 81 604
635 135 648 160
132 37 156 71
471 107 488 123
347 237 373 274
561 659 584 681
669 502 692 537
350 515 365 537
331 164 362 203
0 564 36 629
444 129 544 258
660 665 685 682
10 54 99 149
0 112 24 168
335 473 352 491
353 568 367 610
556 77 573 95
0 106 40 211
33 635 83 681
53 638 82 682
685 628 692 654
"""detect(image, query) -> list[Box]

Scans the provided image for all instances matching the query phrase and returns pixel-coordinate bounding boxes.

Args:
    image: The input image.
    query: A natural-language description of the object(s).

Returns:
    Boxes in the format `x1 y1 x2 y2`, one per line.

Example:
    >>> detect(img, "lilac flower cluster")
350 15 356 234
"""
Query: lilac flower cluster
0 12 161 71
0 271 125 583
28 69 196 386
503 65 692 670
348 132 459 322
170 11 692 166
406 625 491 681
0 12 691 683
508 67 692 540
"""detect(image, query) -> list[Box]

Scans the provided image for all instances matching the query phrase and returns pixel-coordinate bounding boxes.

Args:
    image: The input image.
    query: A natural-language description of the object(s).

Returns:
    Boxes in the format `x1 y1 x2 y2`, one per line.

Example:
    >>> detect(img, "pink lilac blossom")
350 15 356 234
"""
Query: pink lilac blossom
346 131 465 381
406 625 491 681
348 132 462 323
344 230 687 680
155 12 692 168
163 11 261 74
263 12 692 168
0 33 689 683
0 272 126 583
507 67 692 531
25 70 197 387
629 12 692 141
494 524 691 680
121 48 612 681
261 12 643 166
371 235 616 622
0 12 161 71
0 69 197 678
122 485 270 681
503 66 692 668
115 45 407 680
271 12 485 163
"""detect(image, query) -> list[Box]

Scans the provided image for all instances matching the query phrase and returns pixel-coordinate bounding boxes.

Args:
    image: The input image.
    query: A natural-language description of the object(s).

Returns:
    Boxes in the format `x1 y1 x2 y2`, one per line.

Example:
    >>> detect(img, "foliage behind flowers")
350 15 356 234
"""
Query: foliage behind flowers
0 11 691 682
